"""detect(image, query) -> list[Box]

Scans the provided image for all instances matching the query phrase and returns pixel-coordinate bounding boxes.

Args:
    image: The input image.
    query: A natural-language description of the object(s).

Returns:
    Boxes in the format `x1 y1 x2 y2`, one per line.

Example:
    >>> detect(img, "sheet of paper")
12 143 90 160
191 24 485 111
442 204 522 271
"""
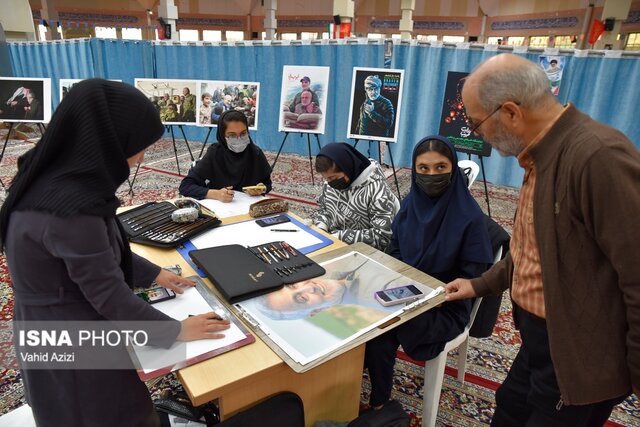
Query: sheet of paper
132 287 246 373
190 217 323 250
199 191 266 219
237 252 443 365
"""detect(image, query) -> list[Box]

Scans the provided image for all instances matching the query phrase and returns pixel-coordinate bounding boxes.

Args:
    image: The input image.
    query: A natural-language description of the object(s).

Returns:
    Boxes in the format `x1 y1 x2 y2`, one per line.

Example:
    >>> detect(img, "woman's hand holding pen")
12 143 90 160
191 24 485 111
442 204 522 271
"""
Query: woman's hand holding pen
209 186 234 203
177 312 231 341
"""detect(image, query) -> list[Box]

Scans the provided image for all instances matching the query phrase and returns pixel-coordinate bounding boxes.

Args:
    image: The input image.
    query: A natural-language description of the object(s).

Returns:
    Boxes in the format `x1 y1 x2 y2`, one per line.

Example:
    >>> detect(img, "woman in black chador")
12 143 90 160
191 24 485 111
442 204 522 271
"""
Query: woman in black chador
0 79 230 427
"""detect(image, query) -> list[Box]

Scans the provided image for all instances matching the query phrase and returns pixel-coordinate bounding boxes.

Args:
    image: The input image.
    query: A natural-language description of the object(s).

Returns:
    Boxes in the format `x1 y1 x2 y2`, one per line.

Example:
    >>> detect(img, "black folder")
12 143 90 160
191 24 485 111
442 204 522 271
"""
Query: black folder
189 245 284 303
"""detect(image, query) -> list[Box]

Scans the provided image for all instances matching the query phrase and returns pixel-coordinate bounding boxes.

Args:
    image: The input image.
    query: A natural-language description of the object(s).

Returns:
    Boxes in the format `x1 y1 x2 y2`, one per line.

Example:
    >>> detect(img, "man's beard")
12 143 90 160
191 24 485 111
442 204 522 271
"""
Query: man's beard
489 119 524 157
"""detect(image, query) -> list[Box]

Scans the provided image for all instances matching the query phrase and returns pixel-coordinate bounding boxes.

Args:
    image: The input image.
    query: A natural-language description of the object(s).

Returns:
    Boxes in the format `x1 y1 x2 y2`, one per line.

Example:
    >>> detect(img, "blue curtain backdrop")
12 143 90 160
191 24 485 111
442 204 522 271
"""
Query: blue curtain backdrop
6 39 640 188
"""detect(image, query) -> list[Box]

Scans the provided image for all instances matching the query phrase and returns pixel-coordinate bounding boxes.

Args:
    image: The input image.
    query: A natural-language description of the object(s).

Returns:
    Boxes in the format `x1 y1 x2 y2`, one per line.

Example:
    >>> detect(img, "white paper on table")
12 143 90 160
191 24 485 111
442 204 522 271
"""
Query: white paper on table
190 217 323 251
132 287 246 373
199 191 266 219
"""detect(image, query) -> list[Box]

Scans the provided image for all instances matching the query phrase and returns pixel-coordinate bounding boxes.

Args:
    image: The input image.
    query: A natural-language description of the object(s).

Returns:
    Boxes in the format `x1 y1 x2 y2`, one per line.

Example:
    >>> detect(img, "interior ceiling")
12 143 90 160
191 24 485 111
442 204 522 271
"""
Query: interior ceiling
27 0 611 17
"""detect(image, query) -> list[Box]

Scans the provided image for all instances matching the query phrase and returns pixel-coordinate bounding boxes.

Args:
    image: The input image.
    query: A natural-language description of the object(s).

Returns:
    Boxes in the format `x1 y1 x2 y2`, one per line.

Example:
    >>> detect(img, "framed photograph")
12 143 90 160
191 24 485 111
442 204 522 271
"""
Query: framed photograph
0 77 52 123
196 81 260 130
539 55 565 96
438 71 492 157
60 78 122 102
237 251 439 366
278 65 330 134
134 78 198 126
347 67 404 143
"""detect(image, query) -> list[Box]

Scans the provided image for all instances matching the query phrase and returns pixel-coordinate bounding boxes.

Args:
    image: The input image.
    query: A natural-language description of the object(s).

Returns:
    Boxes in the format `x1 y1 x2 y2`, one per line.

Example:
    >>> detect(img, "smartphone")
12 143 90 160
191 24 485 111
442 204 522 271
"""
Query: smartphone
375 285 424 307
255 215 291 227
136 287 176 304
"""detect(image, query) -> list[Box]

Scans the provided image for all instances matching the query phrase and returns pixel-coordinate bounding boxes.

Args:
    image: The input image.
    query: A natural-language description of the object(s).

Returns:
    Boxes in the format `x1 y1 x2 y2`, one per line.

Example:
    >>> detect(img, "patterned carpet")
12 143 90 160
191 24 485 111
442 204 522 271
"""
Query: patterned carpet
0 130 638 426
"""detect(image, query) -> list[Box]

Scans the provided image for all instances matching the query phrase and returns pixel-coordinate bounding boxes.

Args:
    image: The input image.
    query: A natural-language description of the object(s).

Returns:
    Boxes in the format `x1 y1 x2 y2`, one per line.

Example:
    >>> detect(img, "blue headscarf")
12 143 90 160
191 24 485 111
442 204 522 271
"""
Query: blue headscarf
317 143 371 183
391 135 492 282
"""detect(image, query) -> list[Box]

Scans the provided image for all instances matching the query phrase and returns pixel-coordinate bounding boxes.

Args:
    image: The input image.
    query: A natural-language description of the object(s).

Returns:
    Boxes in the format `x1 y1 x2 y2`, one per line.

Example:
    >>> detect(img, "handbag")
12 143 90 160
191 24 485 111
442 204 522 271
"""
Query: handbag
249 198 288 218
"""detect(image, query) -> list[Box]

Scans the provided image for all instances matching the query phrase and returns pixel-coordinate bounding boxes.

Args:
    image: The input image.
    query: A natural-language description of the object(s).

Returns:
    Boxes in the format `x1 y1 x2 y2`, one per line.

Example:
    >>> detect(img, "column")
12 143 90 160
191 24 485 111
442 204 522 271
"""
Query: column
332 0 354 38
594 0 632 49
158 0 179 41
399 0 415 39
263 0 277 40
40 0 61 40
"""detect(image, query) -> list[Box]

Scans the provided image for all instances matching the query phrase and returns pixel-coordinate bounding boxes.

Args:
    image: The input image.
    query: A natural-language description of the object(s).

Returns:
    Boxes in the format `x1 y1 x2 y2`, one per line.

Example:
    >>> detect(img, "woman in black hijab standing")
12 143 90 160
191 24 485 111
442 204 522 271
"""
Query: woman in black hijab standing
179 110 272 202
0 79 230 427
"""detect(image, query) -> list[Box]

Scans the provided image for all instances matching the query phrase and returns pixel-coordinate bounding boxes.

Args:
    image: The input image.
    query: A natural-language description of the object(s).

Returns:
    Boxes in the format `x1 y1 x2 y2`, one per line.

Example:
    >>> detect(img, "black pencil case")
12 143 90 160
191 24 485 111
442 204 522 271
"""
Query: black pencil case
247 241 326 284
117 201 221 248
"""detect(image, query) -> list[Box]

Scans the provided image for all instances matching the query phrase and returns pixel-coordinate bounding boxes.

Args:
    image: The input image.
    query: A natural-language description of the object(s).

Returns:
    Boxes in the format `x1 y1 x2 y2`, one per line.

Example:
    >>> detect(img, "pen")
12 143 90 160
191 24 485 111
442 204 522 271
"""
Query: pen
271 229 299 232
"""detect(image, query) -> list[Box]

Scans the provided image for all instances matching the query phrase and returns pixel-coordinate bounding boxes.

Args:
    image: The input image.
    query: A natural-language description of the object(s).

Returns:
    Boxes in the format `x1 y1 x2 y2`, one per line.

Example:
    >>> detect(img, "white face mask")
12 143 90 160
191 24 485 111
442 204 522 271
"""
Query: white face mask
226 134 250 153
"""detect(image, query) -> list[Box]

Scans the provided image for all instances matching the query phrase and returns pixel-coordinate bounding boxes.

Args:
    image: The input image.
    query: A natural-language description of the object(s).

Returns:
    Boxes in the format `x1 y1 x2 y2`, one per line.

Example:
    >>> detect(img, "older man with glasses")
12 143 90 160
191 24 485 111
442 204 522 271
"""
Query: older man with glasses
446 53 640 426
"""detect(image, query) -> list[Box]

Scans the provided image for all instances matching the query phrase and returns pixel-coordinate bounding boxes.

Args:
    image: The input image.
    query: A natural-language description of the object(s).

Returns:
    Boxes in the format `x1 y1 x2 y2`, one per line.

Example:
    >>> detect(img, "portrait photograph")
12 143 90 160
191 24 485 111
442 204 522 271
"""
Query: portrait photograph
196 81 260 130
237 251 439 365
539 55 565 96
347 67 404 143
135 78 198 126
0 77 52 123
278 65 330 134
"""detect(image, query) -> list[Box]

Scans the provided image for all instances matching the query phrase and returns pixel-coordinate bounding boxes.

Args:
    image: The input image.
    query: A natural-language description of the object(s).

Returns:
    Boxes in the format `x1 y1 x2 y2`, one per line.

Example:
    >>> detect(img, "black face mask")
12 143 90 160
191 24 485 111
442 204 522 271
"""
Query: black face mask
328 177 349 190
415 172 451 198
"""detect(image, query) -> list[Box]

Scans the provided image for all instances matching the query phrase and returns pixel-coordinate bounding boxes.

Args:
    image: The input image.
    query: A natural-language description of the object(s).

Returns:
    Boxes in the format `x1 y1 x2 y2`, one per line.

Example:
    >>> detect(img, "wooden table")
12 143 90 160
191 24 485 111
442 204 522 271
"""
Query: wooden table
130 210 444 425
130 212 363 425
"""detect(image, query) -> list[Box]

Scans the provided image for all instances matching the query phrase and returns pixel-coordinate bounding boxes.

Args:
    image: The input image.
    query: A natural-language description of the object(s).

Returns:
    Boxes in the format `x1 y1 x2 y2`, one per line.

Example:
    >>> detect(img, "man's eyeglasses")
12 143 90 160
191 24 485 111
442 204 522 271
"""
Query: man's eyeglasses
466 104 503 135
466 102 520 135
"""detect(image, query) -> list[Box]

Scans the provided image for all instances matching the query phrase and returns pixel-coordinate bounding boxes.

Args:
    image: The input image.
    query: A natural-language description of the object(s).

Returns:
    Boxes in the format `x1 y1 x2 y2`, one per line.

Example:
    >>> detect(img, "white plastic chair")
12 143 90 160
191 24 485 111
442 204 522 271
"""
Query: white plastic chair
421 246 503 427
458 160 480 189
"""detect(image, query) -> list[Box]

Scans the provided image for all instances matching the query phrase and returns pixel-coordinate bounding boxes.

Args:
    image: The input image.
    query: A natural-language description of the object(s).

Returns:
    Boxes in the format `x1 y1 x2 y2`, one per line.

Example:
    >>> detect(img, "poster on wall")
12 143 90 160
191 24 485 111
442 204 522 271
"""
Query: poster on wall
347 67 404 143
539 55 565 96
278 65 330 134
60 78 122 102
196 81 260 130
236 251 441 366
0 77 52 123
135 78 198 126
438 71 492 157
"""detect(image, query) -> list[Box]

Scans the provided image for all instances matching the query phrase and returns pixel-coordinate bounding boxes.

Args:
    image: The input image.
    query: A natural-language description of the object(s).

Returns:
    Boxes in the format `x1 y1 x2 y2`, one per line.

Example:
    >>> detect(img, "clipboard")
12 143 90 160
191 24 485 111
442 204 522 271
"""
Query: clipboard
129 277 255 381
230 243 447 373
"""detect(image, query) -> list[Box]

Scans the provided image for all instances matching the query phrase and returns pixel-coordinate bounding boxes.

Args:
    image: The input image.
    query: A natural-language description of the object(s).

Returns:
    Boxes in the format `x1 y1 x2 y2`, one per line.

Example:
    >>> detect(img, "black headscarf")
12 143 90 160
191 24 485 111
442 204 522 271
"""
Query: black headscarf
317 143 371 183
203 110 272 190
0 79 164 280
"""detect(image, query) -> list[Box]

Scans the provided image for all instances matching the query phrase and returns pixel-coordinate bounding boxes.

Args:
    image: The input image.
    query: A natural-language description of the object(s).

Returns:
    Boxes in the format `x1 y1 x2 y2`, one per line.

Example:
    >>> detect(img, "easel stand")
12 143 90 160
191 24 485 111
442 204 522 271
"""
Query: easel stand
271 132 322 185
467 153 492 218
0 122 46 189
167 125 195 175
353 139 401 199
197 127 215 160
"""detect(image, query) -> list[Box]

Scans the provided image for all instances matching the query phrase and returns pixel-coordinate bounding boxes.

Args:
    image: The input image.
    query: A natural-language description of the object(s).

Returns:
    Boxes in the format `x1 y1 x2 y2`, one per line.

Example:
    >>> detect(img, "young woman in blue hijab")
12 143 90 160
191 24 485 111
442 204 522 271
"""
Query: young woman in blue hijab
364 135 493 409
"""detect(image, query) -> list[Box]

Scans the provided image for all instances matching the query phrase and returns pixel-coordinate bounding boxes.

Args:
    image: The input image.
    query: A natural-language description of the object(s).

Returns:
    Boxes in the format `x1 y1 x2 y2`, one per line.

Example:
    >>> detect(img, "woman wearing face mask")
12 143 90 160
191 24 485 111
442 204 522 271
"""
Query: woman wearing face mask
179 110 272 202
313 143 400 250
363 135 493 410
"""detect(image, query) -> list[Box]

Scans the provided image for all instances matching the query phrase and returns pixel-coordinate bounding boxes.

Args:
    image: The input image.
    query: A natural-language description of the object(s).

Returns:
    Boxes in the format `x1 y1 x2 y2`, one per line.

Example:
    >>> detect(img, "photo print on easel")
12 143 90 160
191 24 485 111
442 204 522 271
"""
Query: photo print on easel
438 71 491 157
0 77 52 123
60 78 122 103
278 65 330 134
135 78 198 125
347 67 404 143
539 55 565 96
196 81 260 130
